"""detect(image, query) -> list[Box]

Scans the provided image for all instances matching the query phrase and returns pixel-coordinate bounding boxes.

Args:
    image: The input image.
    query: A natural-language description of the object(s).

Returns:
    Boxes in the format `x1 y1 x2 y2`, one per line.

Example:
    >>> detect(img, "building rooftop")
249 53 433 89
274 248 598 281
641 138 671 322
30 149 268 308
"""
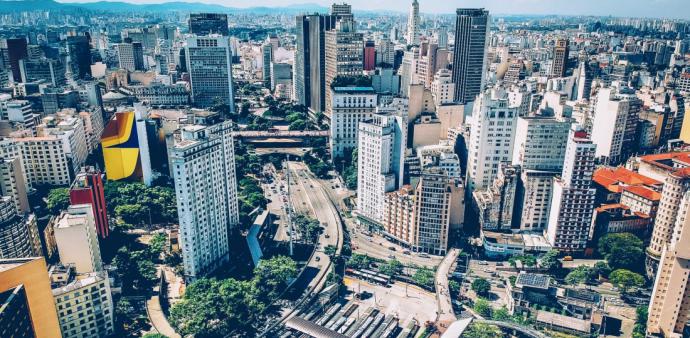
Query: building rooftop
592 167 661 193
639 152 690 172
332 86 375 94
515 272 551 290
536 310 592 333
622 185 661 201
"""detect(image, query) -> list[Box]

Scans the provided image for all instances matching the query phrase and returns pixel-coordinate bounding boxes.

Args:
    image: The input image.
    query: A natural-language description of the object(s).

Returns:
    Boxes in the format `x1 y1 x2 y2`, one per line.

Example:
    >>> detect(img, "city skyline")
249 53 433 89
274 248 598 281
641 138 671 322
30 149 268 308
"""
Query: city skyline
53 0 690 19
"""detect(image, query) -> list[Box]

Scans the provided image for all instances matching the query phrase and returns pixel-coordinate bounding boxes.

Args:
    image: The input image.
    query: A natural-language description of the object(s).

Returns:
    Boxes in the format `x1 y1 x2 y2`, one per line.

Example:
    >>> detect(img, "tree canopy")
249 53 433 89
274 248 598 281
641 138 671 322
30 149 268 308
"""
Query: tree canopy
47 187 70 214
609 269 645 293
598 233 645 272
471 278 492 297
169 256 297 337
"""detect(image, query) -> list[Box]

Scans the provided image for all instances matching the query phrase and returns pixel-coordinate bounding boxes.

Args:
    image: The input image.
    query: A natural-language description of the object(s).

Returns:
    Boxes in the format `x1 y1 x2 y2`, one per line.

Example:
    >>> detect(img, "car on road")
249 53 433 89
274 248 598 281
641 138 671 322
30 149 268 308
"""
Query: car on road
388 254 395 259
478 261 488 265
403 250 411 255
388 246 396 251
325 234 330 238
315 256 320 262
419 253 430 258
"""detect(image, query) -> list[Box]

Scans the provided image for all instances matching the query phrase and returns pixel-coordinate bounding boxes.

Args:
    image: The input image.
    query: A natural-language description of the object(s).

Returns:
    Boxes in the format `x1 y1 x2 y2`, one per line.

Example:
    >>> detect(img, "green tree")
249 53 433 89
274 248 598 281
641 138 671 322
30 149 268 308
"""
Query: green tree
592 261 612 279
464 322 501 338
379 259 404 277
115 204 149 225
471 278 491 297
565 266 592 285
412 268 435 288
448 280 460 294
539 250 562 272
47 187 70 214
143 334 168 338
324 245 337 259
609 269 645 294
473 298 493 318
633 306 648 338
148 233 167 257
169 256 298 337
347 253 372 269
598 233 645 271
492 306 511 321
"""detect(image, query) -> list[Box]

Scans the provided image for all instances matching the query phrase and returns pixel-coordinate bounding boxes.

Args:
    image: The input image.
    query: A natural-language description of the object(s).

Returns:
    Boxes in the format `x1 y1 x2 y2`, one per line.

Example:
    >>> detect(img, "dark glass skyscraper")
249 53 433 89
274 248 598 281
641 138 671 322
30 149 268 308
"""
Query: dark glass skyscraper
451 8 489 104
189 13 229 36
67 35 92 79
4 38 27 83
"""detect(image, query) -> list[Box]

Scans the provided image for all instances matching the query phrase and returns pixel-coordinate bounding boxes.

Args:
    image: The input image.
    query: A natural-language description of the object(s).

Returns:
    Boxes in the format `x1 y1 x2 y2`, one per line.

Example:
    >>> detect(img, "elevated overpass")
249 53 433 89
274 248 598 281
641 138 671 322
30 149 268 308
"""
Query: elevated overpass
233 130 329 147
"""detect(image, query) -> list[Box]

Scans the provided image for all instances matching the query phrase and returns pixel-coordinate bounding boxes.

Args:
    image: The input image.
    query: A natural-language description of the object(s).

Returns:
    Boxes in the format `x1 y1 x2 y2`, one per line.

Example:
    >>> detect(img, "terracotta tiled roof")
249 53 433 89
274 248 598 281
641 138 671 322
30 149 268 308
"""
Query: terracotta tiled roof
622 185 661 201
592 167 661 193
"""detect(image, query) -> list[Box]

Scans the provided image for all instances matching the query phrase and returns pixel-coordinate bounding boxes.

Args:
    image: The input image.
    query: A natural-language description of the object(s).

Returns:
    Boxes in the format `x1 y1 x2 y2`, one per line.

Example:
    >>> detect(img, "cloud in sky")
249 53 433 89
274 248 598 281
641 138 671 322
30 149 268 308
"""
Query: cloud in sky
57 0 690 19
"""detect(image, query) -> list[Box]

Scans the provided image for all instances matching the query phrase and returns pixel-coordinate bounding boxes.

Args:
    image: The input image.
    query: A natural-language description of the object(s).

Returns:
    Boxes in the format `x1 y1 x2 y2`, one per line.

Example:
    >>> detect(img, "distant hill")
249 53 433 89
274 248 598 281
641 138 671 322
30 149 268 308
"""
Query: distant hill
0 0 330 14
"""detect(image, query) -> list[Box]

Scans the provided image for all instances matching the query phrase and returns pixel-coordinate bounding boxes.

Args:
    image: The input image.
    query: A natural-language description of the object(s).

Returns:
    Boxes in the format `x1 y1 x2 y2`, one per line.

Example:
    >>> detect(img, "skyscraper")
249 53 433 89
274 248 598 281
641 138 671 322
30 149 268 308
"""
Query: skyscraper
117 40 144 71
437 26 448 49
0 257 61 338
0 196 41 259
590 86 641 165
466 87 518 194
3 38 27 83
69 167 109 239
550 38 569 78
185 35 234 110
66 35 92 80
171 121 239 281
189 13 229 36
357 114 406 225
364 40 376 71
294 14 312 107
546 127 597 253
451 8 489 104
647 196 690 337
262 42 273 88
406 0 420 46
324 15 364 116
54 204 103 274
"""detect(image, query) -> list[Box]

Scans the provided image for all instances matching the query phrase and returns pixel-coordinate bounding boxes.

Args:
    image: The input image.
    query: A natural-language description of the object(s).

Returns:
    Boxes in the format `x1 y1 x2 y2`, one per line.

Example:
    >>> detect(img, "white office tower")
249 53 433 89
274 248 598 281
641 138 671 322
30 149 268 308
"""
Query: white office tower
414 170 452 255
357 114 406 225
54 204 103 274
329 87 377 159
406 0 420 46
466 86 518 194
512 115 572 231
546 127 597 253
590 85 641 165
171 121 239 280
647 196 690 337
431 69 455 105
375 38 395 67
185 35 234 110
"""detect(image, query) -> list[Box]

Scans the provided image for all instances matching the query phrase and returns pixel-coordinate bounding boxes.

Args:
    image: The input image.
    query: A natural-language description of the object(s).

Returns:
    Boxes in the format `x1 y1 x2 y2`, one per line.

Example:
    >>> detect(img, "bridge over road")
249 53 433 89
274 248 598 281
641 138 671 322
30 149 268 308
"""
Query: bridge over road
233 130 329 147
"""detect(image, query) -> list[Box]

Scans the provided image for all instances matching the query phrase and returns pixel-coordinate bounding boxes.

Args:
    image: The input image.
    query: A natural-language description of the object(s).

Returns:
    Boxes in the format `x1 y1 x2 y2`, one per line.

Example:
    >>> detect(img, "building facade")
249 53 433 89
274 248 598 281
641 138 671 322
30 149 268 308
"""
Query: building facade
451 8 489 103
185 35 234 110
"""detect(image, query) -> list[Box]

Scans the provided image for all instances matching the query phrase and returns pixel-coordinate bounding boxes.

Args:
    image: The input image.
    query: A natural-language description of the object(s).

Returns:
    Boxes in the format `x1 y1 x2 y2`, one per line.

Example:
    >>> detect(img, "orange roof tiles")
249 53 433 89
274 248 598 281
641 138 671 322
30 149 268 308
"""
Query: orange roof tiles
640 152 690 171
592 167 661 193
622 185 661 201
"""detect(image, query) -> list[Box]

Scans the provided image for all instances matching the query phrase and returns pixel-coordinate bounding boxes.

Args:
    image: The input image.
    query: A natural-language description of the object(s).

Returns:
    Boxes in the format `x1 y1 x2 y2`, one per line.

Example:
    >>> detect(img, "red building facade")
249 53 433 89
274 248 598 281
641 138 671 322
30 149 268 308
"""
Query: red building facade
69 167 109 238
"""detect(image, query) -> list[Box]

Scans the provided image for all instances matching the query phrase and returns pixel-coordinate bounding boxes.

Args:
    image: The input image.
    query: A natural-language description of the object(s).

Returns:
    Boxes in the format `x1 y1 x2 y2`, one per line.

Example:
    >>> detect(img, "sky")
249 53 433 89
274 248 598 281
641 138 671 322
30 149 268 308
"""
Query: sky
56 0 690 19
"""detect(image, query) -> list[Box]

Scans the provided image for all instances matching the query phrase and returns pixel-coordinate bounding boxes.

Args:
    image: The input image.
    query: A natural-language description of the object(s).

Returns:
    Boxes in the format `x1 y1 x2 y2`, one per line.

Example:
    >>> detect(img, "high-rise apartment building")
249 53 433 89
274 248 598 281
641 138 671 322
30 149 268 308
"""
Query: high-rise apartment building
14 136 72 186
0 196 41 259
437 26 448 49
0 257 62 338
590 86 641 165
647 196 690 337
512 115 572 231
413 171 451 255
69 167 108 239
646 168 690 278
117 41 145 71
550 38 569 78
375 38 395 67
54 204 103 274
0 285 34 337
188 13 229 36
329 86 377 158
546 127 597 253
49 265 114 338
0 155 29 214
451 8 489 103
466 87 518 194
170 121 240 280
406 0 420 46
474 164 520 232
324 16 364 116
185 35 234 110
431 69 455 105
357 114 406 225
